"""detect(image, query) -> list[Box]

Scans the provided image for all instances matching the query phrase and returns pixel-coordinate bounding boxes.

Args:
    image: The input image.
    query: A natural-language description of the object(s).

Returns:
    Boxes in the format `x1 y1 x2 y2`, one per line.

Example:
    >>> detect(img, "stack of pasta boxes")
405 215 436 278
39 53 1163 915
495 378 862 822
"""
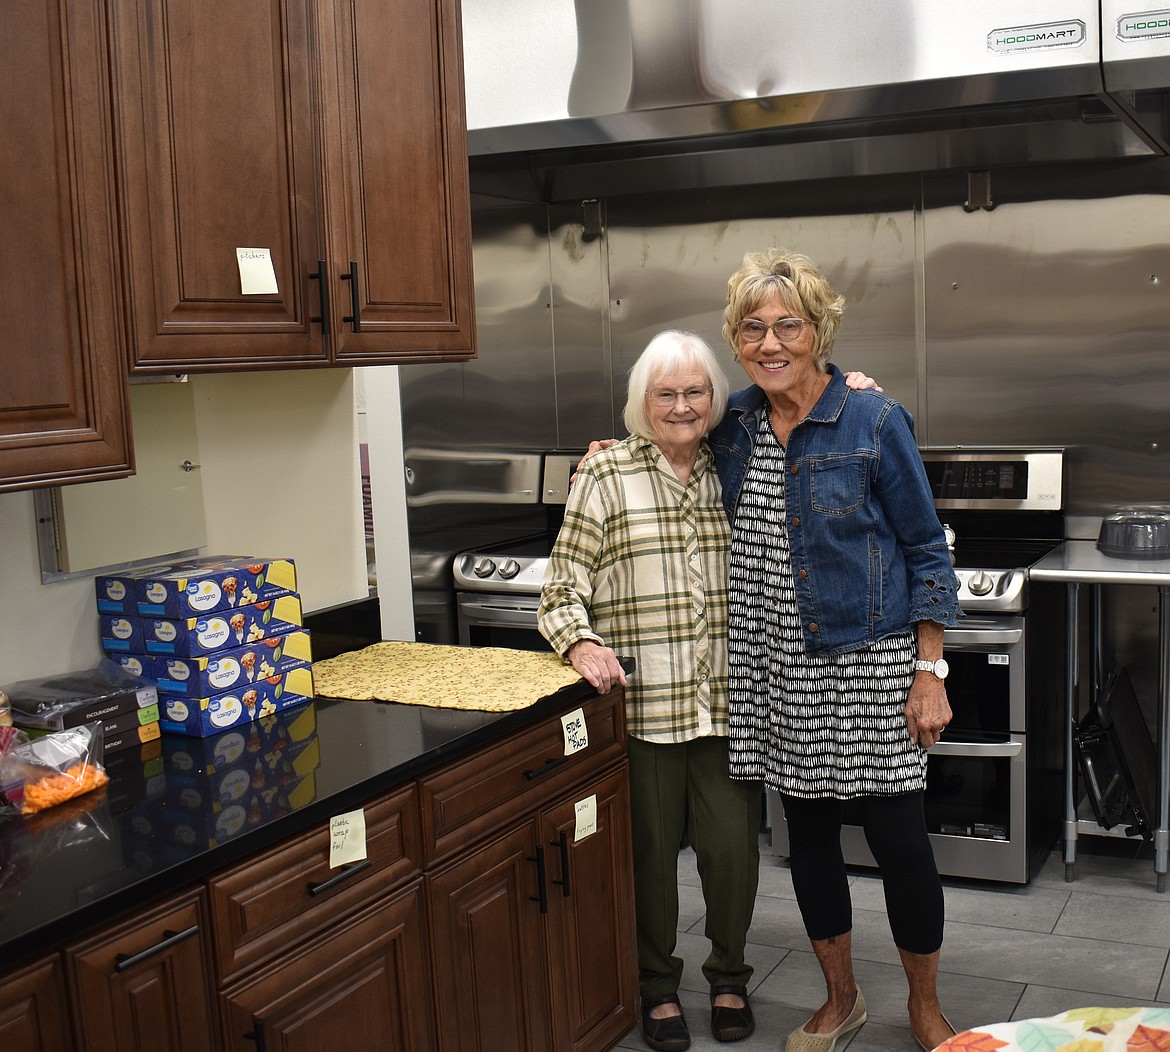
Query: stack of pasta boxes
97 557 314 737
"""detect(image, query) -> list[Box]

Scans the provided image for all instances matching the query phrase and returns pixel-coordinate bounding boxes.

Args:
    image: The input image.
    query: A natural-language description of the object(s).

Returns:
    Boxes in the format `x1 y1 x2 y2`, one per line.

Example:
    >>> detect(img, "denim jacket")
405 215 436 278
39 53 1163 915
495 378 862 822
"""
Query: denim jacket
707 365 960 654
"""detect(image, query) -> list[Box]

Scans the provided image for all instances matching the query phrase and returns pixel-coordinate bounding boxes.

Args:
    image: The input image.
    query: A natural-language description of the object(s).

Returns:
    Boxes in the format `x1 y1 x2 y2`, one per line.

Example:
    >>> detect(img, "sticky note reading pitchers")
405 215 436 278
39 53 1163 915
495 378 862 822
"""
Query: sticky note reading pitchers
562 707 589 755
574 794 597 842
329 809 367 868
236 247 279 295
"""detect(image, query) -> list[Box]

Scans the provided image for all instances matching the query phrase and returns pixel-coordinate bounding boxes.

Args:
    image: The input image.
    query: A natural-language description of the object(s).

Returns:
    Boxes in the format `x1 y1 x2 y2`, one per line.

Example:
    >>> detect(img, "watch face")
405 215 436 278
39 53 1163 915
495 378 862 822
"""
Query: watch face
934 658 950 680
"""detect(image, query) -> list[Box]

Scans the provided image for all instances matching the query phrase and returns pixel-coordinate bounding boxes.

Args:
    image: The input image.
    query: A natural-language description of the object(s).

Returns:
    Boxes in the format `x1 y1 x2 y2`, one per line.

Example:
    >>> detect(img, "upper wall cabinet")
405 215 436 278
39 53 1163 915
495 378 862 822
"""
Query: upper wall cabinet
109 0 476 373
0 0 134 492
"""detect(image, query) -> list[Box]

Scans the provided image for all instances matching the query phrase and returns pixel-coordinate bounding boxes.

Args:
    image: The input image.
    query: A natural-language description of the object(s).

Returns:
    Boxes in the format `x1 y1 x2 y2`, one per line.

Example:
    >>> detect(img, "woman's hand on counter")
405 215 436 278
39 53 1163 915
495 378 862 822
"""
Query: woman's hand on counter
566 639 627 694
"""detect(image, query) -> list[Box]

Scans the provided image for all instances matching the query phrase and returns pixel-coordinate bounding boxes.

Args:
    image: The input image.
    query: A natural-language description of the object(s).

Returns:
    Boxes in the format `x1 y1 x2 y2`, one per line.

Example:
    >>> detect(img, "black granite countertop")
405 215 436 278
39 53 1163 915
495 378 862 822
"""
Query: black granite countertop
0 676 602 968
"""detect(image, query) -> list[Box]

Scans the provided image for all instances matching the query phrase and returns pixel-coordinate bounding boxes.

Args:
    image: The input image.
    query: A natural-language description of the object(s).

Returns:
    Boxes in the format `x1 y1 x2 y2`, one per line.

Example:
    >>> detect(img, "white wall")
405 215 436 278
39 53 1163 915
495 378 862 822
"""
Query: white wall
0 369 389 685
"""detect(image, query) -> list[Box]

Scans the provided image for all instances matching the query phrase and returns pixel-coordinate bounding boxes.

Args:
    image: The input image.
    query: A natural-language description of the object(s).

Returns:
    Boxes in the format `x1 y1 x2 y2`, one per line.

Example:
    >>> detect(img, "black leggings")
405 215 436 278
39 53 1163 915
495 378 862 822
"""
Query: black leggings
781 791 944 955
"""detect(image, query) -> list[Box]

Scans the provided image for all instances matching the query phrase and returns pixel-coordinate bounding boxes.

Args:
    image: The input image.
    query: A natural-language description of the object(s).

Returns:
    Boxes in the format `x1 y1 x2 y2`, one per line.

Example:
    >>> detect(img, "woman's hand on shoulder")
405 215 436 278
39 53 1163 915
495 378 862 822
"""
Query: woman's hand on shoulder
844 370 883 392
566 639 627 694
571 439 619 486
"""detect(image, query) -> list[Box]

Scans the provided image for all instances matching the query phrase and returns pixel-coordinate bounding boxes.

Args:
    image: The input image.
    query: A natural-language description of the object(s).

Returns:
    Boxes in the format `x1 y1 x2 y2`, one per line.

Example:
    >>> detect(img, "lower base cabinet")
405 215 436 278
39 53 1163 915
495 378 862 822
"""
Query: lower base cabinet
65 890 217 1052
220 881 435 1051
0 955 72 1052
1 688 636 1052
429 764 637 1051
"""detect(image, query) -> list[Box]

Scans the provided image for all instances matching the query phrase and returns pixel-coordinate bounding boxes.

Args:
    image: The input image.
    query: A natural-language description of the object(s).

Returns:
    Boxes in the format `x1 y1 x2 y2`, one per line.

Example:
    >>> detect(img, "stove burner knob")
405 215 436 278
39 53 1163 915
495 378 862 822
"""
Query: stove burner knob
472 557 497 578
498 558 521 579
968 571 994 596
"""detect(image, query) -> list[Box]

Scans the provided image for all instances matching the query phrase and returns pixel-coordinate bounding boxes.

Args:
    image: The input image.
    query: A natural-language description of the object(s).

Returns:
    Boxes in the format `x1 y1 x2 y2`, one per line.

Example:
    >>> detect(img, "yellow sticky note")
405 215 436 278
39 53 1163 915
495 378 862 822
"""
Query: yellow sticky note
574 794 597 842
236 247 279 295
329 809 367 868
562 707 589 755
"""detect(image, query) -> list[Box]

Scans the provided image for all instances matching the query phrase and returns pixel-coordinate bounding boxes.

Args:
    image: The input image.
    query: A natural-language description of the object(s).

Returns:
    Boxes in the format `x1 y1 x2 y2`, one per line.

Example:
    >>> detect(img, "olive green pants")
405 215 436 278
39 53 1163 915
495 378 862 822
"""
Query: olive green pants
627 734 762 999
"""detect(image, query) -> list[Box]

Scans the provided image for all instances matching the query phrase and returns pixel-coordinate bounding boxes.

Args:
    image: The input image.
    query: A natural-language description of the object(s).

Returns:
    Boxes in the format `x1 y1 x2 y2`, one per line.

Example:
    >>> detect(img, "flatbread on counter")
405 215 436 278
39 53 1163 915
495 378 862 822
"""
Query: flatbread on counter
312 641 583 711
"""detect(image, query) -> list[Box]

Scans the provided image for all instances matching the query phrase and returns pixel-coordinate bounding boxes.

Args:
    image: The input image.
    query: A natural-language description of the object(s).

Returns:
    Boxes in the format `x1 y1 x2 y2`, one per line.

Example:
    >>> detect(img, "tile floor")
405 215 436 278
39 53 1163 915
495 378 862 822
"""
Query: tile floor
616 833 1169 1051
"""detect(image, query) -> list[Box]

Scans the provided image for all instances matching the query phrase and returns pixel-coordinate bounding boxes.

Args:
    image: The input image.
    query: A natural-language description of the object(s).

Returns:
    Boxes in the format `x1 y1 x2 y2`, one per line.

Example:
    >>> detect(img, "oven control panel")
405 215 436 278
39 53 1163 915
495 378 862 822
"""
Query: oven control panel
953 567 1028 614
453 553 550 595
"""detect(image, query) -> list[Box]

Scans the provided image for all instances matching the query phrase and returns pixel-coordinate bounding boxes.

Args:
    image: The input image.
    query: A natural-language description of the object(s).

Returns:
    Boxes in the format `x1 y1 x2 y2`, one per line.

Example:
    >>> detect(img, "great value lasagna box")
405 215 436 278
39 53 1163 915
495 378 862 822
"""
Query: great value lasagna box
100 595 304 658
95 556 298 618
158 666 314 737
150 629 312 697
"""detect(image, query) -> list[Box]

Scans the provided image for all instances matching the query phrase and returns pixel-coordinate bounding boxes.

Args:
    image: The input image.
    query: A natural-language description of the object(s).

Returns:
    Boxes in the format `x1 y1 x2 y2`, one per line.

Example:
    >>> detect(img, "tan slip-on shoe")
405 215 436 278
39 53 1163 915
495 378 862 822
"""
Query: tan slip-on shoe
785 989 867 1052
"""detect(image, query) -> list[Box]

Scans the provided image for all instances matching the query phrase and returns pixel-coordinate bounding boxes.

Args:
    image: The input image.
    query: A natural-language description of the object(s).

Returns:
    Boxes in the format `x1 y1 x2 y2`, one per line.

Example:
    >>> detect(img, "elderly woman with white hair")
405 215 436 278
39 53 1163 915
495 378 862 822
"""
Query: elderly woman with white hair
539 329 759 1051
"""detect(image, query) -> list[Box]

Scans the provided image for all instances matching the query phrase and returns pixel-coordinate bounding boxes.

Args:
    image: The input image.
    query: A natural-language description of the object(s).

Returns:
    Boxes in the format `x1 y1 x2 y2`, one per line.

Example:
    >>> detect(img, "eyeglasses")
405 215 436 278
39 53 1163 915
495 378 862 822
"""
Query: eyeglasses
737 317 807 343
648 386 712 408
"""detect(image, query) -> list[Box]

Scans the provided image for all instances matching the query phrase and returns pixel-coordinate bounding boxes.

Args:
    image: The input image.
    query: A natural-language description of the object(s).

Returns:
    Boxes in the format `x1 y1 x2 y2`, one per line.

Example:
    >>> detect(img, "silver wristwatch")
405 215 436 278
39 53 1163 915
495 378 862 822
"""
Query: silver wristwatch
914 658 949 680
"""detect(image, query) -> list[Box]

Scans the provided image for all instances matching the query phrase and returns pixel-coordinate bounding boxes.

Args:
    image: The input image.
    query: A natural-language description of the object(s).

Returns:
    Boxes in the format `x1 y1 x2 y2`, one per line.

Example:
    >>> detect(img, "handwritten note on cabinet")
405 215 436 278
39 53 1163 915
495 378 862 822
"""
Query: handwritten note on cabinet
329 809 368 868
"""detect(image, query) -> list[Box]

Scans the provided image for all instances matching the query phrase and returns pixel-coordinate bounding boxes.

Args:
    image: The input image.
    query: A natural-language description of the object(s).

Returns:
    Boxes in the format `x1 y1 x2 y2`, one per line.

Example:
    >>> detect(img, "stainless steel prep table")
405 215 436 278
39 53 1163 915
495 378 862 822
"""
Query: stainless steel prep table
1030 540 1170 890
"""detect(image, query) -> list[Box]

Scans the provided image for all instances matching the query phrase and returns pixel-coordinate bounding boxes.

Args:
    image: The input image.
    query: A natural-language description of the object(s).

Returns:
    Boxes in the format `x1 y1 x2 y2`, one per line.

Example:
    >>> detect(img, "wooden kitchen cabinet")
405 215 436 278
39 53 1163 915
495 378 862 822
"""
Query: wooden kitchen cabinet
65 889 218 1052
109 0 476 373
540 766 638 1052
220 880 435 1052
207 783 420 983
0 0 133 492
426 690 637 1051
0 954 74 1052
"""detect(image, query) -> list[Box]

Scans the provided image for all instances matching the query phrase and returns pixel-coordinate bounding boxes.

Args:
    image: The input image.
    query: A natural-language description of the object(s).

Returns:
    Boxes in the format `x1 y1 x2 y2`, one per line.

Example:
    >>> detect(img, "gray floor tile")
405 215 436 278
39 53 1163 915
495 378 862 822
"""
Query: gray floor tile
938 917 1168 999
1053 889 1170 947
1012 984 1166 1020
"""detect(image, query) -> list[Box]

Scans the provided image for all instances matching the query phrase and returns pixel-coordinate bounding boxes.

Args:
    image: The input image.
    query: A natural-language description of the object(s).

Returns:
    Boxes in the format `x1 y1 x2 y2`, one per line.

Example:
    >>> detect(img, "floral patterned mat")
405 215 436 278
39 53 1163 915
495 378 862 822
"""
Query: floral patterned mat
311 641 582 711
938 1007 1170 1052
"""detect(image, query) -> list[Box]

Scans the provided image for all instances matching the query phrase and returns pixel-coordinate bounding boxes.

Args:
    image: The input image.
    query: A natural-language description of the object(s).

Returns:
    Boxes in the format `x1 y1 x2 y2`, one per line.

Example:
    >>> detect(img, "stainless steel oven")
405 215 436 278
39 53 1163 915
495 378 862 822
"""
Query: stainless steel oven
771 448 1068 883
453 536 554 651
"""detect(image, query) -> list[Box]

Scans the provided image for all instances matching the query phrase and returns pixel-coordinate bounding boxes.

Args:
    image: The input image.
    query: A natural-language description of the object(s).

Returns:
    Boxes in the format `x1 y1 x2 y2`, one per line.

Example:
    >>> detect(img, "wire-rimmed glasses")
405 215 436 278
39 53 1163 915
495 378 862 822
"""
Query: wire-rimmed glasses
736 317 806 343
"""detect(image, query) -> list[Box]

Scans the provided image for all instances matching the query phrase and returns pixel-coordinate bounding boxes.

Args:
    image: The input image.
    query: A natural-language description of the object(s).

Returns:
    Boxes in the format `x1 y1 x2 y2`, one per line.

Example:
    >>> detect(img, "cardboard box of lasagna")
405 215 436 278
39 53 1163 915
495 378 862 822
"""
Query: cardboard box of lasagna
100 595 303 658
150 629 312 697
95 556 298 618
158 667 314 737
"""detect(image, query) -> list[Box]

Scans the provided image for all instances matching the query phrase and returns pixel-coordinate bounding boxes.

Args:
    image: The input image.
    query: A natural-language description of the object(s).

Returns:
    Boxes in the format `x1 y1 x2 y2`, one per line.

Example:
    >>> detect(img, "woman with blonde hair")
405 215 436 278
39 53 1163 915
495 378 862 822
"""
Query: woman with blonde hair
710 249 960 1052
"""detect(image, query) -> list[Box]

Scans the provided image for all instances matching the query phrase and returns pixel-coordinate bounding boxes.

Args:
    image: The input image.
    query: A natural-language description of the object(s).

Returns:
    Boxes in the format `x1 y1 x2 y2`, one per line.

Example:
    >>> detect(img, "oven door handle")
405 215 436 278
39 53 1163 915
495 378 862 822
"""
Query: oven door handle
945 627 1023 646
928 739 1022 758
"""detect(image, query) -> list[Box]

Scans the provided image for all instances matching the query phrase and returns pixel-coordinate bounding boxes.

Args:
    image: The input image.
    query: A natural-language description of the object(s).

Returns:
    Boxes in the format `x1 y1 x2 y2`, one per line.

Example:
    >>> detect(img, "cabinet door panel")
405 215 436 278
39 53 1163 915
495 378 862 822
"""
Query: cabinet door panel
111 0 327 369
208 783 420 983
221 881 435 1052
66 890 217 1052
323 0 476 362
541 765 638 1052
0 0 132 490
428 823 552 1051
0 954 73 1052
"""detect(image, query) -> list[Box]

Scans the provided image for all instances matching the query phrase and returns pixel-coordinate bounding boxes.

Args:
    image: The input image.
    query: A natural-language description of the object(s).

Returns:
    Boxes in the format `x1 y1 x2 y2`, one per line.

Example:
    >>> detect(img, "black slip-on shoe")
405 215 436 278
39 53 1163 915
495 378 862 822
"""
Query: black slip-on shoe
710 985 755 1042
641 994 691 1051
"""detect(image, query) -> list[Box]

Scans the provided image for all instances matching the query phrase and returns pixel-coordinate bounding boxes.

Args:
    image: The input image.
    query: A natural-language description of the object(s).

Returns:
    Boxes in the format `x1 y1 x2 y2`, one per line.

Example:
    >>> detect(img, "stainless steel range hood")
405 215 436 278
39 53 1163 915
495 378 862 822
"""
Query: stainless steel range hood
463 0 1170 197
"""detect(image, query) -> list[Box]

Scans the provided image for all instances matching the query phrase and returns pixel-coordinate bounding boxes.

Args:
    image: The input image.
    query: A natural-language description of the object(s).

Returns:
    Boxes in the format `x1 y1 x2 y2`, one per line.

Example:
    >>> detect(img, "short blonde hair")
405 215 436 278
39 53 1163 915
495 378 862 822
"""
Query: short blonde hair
623 330 729 442
721 249 845 368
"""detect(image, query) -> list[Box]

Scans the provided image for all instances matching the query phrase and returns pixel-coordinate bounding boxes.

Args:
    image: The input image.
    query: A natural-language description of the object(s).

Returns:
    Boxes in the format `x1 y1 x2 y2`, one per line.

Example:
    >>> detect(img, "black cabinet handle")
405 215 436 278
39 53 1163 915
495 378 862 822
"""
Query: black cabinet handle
524 755 568 781
306 858 372 897
551 830 571 897
527 843 548 914
114 925 199 972
340 260 361 332
243 1018 268 1051
309 260 330 334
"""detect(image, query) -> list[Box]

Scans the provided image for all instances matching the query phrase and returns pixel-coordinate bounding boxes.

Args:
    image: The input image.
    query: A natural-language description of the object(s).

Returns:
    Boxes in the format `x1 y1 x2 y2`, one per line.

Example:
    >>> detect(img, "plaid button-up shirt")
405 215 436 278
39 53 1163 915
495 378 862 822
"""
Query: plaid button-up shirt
538 434 731 743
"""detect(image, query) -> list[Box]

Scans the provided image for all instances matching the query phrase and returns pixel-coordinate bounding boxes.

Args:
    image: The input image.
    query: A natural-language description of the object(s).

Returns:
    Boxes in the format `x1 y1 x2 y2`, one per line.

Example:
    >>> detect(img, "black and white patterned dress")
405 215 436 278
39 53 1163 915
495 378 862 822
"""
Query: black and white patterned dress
727 417 925 799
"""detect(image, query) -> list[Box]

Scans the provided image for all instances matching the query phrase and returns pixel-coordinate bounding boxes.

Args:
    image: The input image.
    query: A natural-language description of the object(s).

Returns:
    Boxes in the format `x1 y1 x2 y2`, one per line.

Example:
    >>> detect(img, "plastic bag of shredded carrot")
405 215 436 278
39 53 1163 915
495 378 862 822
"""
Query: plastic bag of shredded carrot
0 723 108 817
